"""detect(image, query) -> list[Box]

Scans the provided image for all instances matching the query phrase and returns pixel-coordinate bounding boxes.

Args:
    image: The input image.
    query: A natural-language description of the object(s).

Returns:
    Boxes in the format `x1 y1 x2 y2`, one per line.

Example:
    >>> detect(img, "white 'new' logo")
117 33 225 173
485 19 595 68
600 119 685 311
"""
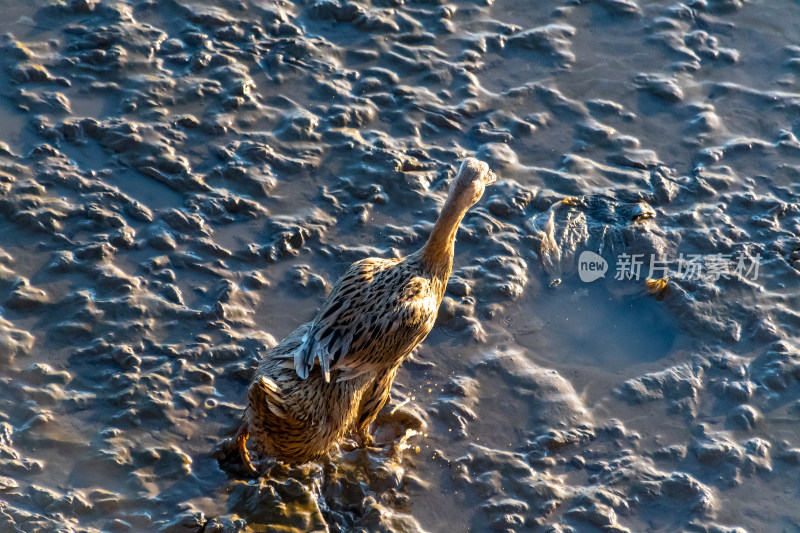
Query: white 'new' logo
578 251 608 282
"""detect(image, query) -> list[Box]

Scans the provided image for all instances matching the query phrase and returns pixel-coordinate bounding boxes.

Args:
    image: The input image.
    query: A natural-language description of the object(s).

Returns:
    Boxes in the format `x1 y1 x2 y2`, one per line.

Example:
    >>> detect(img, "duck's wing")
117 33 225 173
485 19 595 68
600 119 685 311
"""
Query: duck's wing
292 257 402 382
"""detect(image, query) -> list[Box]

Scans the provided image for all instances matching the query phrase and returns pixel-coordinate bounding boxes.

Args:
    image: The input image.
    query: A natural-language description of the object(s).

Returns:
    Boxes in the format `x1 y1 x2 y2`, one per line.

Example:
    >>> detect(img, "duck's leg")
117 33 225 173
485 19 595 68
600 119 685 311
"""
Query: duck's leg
356 425 375 447
236 423 257 474
355 368 397 448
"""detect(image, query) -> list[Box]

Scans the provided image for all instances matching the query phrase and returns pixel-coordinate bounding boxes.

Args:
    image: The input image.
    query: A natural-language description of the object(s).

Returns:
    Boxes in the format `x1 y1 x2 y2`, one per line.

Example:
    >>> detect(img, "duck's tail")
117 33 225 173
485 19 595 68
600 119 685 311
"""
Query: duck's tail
249 376 287 418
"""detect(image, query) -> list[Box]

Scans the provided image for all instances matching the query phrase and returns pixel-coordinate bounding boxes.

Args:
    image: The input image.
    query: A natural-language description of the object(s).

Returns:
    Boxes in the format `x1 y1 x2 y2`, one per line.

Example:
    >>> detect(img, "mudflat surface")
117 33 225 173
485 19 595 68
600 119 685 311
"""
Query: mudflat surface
0 0 799 531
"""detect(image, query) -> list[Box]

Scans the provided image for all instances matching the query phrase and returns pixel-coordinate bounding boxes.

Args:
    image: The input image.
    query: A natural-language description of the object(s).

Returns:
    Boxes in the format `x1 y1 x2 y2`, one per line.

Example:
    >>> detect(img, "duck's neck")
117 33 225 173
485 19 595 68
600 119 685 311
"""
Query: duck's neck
419 195 469 277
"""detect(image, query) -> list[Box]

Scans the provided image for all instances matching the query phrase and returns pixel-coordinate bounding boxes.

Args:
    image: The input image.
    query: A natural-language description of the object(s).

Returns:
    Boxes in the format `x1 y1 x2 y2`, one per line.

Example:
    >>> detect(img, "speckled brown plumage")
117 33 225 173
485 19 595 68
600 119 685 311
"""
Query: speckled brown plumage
239 158 496 467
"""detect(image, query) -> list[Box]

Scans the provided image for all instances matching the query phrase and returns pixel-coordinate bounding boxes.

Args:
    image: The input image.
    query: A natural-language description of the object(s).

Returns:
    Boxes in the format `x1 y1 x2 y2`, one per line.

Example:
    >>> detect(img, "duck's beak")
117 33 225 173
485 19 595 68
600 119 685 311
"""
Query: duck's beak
486 170 498 185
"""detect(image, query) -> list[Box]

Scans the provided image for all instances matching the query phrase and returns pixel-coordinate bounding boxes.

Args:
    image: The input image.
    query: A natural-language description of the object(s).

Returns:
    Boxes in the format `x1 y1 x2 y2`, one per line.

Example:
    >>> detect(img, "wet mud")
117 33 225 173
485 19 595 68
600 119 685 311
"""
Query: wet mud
0 0 799 531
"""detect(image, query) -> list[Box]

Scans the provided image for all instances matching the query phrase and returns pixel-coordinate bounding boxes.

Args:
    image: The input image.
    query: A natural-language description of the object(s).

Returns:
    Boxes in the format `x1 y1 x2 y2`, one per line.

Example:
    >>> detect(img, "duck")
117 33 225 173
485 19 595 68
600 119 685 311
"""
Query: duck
237 158 496 469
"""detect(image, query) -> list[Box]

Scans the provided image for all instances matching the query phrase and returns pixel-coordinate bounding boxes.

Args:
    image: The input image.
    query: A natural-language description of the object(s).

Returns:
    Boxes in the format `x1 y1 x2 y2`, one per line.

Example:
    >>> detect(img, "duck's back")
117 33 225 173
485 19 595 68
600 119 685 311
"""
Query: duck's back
295 255 447 380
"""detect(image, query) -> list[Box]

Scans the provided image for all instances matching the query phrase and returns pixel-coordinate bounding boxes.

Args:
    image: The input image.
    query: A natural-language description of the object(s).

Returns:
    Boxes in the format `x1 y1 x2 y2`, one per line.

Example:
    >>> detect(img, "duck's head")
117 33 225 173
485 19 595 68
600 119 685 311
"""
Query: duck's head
449 157 497 208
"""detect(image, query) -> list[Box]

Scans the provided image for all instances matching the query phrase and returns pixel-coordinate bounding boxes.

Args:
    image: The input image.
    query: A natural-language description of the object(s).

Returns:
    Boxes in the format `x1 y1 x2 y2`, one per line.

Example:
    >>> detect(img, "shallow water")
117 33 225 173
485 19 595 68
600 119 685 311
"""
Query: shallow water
0 0 799 531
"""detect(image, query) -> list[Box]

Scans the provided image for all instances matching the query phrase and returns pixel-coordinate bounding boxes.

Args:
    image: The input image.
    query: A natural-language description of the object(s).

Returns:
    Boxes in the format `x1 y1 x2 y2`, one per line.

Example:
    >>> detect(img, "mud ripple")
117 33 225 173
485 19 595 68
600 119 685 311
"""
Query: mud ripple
0 0 798 530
